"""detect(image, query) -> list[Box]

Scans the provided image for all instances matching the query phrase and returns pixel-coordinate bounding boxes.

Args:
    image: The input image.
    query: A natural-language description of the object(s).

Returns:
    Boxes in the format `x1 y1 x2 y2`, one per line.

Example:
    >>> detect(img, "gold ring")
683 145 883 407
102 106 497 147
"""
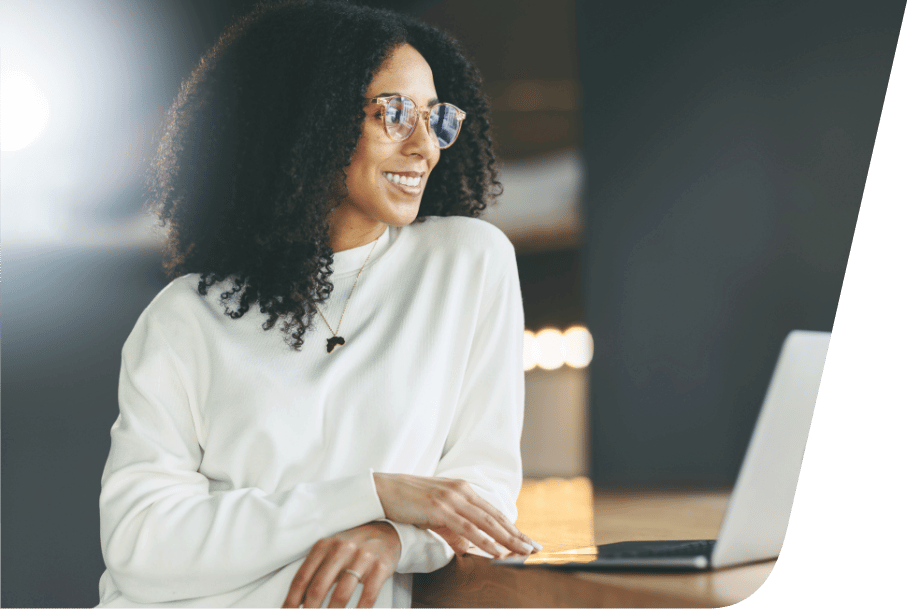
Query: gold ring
343 568 363 582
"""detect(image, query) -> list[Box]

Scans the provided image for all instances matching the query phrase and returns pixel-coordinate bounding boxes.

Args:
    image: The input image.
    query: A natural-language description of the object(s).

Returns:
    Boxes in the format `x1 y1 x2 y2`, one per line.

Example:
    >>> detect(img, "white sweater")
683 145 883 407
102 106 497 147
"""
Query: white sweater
97 216 525 608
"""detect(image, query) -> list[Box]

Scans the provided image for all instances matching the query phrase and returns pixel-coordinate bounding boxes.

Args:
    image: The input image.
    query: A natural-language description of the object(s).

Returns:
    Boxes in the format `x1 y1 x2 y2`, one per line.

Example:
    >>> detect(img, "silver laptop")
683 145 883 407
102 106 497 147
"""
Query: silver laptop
494 329 830 571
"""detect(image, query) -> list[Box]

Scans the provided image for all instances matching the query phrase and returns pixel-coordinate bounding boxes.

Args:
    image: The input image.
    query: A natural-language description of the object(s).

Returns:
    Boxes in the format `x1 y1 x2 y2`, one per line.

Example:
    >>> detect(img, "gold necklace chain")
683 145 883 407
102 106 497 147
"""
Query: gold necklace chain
315 236 379 353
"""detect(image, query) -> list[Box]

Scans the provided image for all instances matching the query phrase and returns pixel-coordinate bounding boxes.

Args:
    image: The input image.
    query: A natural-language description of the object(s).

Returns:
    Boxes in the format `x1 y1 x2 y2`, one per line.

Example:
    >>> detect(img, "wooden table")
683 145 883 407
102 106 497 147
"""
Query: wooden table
413 478 774 607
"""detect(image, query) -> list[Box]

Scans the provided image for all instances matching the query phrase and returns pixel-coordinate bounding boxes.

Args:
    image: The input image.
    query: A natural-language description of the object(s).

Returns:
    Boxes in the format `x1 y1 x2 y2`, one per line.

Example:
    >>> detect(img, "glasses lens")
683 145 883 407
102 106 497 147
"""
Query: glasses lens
429 104 462 148
385 96 418 141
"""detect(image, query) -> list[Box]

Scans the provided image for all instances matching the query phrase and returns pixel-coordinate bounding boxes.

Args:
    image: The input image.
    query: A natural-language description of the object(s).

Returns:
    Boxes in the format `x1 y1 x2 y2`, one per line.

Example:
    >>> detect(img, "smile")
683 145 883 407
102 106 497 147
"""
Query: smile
382 172 422 188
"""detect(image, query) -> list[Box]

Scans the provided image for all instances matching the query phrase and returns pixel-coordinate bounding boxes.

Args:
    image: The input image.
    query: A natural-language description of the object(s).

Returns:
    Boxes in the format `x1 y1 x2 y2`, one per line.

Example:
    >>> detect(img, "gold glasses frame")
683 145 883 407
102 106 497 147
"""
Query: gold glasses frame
368 95 467 149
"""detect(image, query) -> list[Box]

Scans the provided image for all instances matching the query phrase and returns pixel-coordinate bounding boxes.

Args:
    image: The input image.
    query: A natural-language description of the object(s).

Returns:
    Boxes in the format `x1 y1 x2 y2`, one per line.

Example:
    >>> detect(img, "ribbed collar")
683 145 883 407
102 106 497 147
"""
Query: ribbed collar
330 226 393 277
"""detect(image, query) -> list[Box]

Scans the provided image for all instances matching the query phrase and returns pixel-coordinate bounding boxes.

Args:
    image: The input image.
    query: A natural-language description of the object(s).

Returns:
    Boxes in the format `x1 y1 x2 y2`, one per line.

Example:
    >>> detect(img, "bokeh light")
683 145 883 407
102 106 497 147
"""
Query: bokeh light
524 326 594 371
563 325 594 368
535 328 566 370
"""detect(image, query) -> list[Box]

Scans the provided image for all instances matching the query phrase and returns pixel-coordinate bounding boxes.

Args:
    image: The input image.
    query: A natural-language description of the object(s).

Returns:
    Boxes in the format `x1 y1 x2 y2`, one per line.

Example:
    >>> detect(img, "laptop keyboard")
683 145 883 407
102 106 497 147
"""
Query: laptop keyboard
598 539 716 558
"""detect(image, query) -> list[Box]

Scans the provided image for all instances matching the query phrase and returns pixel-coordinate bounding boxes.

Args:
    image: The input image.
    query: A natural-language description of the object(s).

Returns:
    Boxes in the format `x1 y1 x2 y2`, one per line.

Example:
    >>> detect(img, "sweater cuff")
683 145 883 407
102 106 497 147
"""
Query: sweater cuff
378 520 455 573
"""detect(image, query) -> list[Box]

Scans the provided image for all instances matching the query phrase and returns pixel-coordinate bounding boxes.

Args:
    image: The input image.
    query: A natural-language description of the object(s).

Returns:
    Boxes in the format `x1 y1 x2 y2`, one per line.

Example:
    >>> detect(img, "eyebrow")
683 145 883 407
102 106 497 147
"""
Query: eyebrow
374 91 441 106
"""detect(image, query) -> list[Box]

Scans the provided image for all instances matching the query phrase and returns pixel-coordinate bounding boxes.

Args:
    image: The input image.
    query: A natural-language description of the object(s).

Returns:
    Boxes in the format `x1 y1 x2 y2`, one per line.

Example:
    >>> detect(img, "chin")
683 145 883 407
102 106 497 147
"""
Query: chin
381 204 422 227
386 215 420 228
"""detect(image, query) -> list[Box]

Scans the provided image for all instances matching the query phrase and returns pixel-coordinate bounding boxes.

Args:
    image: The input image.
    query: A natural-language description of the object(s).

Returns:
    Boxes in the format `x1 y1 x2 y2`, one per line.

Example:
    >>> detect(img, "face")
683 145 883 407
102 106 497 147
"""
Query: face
328 44 442 251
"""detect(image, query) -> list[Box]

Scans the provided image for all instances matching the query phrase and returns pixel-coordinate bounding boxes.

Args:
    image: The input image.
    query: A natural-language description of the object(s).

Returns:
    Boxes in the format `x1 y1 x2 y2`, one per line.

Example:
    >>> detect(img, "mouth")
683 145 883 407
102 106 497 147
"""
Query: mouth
382 171 424 195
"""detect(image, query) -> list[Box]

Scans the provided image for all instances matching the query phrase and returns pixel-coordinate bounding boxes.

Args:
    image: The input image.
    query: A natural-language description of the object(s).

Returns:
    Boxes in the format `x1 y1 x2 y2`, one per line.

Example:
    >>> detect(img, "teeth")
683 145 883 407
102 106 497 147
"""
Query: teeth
383 172 421 187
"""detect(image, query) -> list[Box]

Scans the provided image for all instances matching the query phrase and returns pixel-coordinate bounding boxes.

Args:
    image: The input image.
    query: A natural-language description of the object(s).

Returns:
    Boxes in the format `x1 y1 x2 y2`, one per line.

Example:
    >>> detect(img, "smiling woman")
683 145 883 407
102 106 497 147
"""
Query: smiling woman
95 1 536 608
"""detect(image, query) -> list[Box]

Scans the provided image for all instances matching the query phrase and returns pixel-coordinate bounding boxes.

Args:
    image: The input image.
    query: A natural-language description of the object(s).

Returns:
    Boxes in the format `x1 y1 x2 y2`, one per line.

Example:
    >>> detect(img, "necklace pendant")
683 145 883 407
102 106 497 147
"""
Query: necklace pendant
327 336 346 353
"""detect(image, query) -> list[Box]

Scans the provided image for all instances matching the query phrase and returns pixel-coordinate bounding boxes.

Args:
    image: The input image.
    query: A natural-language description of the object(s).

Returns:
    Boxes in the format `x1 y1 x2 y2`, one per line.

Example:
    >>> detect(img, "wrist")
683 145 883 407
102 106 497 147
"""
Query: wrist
370 520 403 563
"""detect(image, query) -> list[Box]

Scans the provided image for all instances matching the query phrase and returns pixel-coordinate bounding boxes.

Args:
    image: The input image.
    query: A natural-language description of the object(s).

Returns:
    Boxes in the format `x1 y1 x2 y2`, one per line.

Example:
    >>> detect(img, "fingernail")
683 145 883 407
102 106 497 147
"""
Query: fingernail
530 540 543 552
521 541 534 554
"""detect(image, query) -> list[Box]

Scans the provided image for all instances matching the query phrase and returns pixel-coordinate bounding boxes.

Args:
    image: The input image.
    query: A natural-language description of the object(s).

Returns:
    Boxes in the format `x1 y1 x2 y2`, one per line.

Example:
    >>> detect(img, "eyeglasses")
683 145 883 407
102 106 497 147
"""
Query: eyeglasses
369 95 467 149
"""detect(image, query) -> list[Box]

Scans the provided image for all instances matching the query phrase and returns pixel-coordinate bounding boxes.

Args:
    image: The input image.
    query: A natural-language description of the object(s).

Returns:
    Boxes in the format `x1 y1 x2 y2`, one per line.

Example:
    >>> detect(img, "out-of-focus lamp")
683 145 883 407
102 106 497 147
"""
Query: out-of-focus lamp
563 325 594 368
523 326 594 371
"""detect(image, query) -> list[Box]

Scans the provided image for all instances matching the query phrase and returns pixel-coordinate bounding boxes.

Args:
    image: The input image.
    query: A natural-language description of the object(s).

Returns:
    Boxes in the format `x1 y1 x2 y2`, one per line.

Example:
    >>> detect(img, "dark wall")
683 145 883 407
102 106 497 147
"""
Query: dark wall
517 248 583 330
2 247 171 608
578 0 905 489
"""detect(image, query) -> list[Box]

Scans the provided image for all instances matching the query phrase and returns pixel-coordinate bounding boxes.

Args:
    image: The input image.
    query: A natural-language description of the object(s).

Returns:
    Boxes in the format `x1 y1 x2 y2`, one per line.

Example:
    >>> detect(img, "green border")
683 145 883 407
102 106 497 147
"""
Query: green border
739 8 908 609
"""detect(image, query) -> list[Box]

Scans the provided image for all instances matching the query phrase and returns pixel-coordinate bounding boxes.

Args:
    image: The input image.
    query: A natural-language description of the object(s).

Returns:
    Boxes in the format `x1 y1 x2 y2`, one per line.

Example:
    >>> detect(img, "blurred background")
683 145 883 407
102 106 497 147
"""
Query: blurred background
1 0 904 606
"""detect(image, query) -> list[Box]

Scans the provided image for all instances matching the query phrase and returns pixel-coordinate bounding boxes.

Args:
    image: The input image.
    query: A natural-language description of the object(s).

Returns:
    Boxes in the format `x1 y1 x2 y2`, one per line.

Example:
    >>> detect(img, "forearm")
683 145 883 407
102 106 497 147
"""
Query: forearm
100 469 384 603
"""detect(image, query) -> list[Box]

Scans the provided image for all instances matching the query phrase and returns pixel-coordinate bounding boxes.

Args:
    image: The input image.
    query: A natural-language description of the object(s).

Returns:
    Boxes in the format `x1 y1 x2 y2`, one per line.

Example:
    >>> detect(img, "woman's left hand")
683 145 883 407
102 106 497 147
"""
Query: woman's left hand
282 522 402 609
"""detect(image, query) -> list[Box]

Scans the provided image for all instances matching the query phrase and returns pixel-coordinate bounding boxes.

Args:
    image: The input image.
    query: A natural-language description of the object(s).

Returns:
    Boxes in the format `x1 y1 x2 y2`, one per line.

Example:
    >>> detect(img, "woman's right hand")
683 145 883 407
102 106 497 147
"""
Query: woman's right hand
372 473 539 558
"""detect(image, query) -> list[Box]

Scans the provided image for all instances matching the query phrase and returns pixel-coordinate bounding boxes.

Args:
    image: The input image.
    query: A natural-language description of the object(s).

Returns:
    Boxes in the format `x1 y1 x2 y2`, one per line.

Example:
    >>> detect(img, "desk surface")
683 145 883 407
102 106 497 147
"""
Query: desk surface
412 478 773 607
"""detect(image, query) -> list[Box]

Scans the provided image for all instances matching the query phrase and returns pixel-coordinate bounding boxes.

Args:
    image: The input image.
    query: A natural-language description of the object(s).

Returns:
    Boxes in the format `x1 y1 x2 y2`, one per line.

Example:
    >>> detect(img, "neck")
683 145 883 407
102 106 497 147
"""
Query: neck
328 220 388 252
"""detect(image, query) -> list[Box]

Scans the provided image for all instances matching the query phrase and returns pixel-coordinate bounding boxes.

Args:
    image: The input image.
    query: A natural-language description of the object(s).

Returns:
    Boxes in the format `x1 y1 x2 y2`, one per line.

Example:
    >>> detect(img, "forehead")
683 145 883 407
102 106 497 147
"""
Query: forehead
367 44 437 103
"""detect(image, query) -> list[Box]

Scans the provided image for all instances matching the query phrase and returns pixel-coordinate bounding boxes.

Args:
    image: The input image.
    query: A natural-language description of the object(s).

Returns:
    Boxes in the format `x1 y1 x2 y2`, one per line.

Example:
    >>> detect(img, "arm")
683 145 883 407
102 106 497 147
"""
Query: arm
434 244 525 516
380 236 528 572
99 312 385 604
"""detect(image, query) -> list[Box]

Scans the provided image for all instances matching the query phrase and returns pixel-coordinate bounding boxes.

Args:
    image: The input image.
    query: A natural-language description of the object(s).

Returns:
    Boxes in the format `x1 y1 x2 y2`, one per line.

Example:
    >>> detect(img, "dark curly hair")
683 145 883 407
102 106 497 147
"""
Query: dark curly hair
148 0 501 349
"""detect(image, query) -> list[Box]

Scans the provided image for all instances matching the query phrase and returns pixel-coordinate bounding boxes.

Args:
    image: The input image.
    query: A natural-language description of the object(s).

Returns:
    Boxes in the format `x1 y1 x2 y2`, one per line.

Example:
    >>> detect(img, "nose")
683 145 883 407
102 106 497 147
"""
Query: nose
401 111 439 159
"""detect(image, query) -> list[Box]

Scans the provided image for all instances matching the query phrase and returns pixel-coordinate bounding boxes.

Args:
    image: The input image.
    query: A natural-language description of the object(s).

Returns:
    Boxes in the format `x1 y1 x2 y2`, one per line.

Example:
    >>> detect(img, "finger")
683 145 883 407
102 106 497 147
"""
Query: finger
326 551 373 608
461 493 538 554
356 559 395 609
283 543 330 608
303 542 358 608
470 491 533 546
444 499 525 556
429 526 471 555
443 512 507 557
439 479 536 554
326 573 360 608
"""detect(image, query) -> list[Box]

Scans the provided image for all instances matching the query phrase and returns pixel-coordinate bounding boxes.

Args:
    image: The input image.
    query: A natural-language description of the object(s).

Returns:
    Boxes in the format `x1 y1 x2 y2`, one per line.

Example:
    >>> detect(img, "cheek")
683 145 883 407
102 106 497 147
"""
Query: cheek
352 138 391 177
347 150 378 188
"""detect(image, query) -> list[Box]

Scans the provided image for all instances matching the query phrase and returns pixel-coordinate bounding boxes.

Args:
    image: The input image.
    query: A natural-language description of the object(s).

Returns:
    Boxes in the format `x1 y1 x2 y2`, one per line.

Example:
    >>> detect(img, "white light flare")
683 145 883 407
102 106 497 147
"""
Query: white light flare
563 325 594 368
523 326 595 371
1 68 50 152
535 328 566 370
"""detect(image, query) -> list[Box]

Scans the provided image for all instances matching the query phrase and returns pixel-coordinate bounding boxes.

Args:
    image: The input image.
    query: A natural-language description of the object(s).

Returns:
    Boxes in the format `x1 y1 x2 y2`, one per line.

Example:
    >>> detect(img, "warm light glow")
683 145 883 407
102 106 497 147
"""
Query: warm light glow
524 326 594 371
563 325 594 368
1 68 50 152
535 328 566 370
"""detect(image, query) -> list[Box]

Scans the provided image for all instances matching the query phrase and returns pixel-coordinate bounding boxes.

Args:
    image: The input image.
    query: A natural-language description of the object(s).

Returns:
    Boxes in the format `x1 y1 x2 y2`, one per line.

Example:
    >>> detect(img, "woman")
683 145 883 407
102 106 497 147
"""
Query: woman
97 1 537 607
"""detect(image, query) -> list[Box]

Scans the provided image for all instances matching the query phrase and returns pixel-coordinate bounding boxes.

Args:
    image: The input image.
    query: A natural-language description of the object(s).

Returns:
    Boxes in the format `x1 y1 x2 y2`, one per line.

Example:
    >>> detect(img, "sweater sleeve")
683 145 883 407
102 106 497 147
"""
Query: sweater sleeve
98 311 386 604
386 237 526 573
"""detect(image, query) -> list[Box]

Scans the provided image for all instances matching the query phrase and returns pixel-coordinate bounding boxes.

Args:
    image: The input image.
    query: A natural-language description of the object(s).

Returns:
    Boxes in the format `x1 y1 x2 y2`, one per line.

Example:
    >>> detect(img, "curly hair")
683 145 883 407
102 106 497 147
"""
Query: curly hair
148 0 501 349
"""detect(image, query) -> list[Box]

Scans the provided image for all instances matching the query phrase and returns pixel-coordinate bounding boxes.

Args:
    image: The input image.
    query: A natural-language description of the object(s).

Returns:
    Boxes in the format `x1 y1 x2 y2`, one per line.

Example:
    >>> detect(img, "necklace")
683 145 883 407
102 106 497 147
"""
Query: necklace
315 237 379 354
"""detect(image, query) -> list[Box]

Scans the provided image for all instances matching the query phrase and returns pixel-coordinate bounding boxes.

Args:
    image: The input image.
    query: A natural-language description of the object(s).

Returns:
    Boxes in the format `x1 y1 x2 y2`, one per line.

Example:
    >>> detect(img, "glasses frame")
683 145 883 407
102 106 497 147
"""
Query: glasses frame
368 95 467 149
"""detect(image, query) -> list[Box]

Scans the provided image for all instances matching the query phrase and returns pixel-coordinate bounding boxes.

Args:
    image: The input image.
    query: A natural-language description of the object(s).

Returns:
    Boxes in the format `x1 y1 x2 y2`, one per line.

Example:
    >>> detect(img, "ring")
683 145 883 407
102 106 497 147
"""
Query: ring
342 568 363 582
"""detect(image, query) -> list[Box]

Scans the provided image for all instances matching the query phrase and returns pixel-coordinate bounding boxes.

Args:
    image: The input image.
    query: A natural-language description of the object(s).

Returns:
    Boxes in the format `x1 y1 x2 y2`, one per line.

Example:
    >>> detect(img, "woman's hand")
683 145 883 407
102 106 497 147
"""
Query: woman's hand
372 473 539 558
282 522 401 609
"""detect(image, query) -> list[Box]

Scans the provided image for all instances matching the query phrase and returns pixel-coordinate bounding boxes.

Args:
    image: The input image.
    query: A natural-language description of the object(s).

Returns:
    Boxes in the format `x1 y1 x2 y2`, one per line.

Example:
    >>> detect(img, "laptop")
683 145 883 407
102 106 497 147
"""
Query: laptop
493 329 830 571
